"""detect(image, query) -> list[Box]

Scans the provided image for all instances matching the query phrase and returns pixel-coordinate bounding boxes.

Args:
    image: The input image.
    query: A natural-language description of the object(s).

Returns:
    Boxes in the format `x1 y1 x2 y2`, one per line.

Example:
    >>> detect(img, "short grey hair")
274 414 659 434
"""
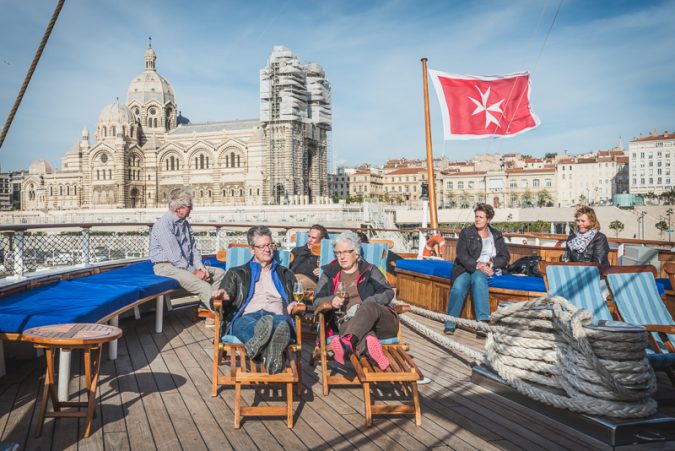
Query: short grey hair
247 225 273 246
333 231 361 256
168 186 194 210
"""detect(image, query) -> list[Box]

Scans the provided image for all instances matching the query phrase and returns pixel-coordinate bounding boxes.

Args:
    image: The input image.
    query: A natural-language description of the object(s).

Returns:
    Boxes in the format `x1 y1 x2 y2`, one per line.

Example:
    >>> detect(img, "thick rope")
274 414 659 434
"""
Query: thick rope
0 0 65 150
393 297 658 418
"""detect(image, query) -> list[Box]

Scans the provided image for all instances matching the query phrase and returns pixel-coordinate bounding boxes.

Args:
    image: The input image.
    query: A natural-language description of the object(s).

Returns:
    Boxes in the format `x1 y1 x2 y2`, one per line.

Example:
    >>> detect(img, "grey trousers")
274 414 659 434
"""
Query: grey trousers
339 302 399 356
153 263 225 310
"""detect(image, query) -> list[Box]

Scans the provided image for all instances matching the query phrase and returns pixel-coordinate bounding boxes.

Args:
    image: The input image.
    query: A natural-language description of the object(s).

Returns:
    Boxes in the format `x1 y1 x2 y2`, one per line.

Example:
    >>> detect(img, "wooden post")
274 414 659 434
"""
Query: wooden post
421 58 438 229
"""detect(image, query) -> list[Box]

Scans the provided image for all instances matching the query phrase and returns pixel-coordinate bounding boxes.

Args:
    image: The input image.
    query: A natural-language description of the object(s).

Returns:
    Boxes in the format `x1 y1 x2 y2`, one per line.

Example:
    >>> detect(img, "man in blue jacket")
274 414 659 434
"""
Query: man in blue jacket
216 226 299 374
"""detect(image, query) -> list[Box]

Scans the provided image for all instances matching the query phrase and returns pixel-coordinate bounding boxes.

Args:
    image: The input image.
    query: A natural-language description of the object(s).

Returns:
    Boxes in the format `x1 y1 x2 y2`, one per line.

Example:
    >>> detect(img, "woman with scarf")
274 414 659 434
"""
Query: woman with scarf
563 206 610 266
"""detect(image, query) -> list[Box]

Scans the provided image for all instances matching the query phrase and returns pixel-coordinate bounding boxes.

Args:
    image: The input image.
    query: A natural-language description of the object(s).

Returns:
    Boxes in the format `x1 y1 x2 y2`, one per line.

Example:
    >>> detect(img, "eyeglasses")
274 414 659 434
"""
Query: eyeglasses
335 250 355 257
253 243 277 250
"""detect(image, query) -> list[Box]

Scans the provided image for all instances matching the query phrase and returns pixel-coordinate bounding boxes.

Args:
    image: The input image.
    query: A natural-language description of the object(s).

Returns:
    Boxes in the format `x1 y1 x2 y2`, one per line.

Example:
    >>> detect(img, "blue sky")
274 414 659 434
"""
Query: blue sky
1 0 674 171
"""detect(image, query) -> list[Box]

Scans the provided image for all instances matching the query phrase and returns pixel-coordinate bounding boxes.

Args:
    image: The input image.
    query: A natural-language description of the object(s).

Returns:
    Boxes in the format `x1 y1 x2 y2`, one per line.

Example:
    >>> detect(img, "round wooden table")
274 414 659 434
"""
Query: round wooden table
22 323 123 438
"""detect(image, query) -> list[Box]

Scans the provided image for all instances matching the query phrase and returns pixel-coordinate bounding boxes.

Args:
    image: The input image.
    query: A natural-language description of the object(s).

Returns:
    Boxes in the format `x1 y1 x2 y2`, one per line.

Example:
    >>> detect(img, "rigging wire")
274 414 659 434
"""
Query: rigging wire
0 0 66 151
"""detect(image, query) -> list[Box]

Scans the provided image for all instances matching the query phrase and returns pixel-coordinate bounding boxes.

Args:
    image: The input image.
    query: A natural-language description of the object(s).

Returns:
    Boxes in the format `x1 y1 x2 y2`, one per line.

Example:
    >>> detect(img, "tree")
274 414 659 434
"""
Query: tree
536 189 553 207
656 220 668 238
608 220 624 237
659 188 675 205
578 194 587 206
521 189 533 206
544 152 557 160
645 191 658 205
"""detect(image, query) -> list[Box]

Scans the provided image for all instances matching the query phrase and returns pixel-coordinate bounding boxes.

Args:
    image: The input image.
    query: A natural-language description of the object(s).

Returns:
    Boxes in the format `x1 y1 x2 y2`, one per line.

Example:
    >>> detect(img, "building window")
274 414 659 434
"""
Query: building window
468 181 474 189
457 182 464 189
533 179 540 187
447 181 453 189
510 180 517 188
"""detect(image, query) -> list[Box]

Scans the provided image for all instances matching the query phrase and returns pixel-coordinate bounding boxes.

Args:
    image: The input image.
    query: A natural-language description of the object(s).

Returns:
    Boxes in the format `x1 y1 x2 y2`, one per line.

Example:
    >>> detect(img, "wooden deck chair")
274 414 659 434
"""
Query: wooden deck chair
313 303 422 426
604 265 675 386
539 262 612 321
361 242 389 276
211 299 306 428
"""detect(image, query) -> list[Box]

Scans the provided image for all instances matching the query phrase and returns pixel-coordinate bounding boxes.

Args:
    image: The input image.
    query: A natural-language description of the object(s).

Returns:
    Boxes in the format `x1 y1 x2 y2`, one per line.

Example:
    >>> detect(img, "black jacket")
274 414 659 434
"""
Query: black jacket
313 258 394 311
452 226 510 281
563 231 610 266
216 260 297 335
290 246 319 282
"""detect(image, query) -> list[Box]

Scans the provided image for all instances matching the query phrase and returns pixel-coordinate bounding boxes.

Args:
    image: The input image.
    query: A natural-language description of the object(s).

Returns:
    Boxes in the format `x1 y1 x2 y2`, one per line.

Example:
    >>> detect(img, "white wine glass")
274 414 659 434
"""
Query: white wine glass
293 281 304 302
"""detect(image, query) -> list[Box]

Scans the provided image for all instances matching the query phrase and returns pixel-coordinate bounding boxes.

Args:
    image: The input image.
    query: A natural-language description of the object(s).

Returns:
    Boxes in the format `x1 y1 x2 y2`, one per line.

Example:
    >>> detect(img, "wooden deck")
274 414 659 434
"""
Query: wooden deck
1 307 674 451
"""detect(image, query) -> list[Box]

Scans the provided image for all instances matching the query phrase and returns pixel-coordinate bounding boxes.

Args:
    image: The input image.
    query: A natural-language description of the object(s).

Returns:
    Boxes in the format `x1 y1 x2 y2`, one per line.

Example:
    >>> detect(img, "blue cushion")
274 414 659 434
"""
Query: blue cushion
325 335 400 345
72 262 180 298
395 259 453 279
489 274 546 293
201 257 227 270
646 349 675 369
222 335 243 344
655 278 671 295
0 280 139 334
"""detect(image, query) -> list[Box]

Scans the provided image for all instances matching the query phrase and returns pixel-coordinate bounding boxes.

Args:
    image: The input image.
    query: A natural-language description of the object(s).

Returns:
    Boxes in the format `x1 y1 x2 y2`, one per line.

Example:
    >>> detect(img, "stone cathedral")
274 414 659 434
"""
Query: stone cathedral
21 45 331 210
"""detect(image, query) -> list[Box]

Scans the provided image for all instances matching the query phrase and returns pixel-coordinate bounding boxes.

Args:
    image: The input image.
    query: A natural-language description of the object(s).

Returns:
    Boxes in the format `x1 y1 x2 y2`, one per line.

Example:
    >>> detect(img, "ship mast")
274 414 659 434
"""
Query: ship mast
421 58 438 229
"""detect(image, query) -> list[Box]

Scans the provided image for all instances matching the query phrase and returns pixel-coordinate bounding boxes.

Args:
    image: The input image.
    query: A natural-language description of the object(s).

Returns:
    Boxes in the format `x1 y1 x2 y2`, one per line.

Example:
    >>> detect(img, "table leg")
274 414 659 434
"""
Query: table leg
58 349 71 402
34 347 55 437
109 316 119 360
82 346 102 438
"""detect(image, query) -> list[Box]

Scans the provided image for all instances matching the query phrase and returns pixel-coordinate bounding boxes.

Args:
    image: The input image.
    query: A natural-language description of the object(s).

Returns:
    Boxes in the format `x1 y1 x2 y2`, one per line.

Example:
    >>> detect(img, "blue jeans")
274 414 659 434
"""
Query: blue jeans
231 310 290 343
444 271 490 331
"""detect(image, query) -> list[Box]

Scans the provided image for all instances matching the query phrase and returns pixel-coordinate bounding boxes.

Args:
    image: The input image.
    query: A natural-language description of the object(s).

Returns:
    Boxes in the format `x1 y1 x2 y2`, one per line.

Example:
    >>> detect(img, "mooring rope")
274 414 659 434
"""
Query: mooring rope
393 296 658 418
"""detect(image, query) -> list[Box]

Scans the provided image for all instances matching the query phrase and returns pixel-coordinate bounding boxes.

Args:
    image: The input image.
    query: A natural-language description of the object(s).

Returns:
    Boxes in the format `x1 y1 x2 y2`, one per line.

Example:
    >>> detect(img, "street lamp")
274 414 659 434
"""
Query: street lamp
667 208 673 243
637 211 647 240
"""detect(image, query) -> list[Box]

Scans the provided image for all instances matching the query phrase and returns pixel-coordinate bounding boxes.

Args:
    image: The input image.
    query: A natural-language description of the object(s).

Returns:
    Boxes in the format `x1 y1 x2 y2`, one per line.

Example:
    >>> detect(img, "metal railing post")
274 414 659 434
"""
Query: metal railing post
14 230 25 277
81 226 91 266
215 226 222 253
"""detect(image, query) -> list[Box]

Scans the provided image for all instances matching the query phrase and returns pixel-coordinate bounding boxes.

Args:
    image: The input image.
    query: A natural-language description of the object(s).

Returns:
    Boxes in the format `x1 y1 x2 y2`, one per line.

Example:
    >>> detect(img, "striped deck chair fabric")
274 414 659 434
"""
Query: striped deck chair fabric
361 242 389 275
226 247 291 270
545 265 612 322
606 271 675 369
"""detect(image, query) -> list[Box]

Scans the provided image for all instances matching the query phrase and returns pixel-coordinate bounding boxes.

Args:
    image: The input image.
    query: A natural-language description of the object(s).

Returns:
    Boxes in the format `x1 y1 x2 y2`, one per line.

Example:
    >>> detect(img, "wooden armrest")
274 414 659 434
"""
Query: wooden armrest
314 302 333 316
213 299 222 310
291 303 307 315
393 304 411 314
664 262 675 275
644 324 675 334
216 249 227 262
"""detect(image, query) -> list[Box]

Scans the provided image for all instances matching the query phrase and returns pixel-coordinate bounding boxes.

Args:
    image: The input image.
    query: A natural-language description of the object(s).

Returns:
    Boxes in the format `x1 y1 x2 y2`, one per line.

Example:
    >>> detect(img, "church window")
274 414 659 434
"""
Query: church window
130 125 134 137
129 158 132 165
97 170 100 180
149 107 156 115
231 189 234 196
208 190 212 198
101 154 108 163
239 189 243 197
166 159 169 170
237 155 241 167
59 186 63 195
257 188 260 196
222 190 226 197
199 154 205 169
225 155 229 168
108 169 112 179
128 169 132 179
74 186 77 195
249 189 252 196
102 127 106 137
200 190 204 198
153 118 158 128
111 126 116 136
67 186 70 195
50 187 53 195
231 152 236 168
206 156 209 169
134 108 139 116
122 126 126 136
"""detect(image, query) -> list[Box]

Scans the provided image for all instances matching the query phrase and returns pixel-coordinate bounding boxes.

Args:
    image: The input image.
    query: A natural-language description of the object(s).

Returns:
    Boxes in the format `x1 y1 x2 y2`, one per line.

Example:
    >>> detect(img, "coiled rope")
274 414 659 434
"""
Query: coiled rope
393 296 657 418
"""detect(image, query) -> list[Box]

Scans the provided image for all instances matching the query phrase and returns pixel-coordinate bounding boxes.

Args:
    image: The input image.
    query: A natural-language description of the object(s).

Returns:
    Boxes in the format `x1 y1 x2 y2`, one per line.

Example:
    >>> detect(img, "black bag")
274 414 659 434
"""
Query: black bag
507 256 542 278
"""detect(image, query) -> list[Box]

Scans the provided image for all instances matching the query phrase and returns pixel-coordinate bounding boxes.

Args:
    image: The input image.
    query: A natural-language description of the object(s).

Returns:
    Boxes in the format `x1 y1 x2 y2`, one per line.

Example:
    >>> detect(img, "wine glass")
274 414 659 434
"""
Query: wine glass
335 281 348 315
293 281 304 303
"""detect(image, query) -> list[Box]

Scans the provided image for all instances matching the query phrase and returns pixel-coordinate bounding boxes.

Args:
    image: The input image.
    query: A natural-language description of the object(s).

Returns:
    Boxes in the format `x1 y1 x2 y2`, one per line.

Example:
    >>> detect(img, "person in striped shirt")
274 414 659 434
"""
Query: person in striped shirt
150 187 225 322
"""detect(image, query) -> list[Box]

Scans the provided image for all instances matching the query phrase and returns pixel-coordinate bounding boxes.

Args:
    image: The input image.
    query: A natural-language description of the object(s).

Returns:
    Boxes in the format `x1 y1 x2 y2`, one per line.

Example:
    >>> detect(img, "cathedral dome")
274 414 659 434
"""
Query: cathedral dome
98 98 135 125
126 44 175 106
28 160 54 174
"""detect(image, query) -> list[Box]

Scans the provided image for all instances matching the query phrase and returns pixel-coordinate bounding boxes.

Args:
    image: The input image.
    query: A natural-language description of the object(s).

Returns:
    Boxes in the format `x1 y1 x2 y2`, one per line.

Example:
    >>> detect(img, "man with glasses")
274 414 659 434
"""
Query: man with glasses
217 226 299 374
290 224 328 289
150 187 226 323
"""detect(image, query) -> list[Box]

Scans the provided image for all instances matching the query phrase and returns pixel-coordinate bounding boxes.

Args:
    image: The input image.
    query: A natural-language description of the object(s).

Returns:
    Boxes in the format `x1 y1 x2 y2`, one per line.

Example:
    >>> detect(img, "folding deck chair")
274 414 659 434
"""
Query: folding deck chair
313 302 422 426
605 265 675 386
211 299 306 428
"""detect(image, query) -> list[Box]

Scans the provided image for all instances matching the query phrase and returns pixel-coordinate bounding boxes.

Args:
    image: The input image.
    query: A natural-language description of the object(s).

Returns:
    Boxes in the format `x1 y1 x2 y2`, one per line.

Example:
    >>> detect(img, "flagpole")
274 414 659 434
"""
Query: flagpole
421 58 439 230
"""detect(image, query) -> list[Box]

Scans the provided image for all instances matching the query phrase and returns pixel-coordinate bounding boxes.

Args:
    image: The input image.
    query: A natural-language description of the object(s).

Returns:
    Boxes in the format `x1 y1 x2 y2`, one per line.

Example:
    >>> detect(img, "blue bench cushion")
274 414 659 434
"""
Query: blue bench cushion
655 278 671 295
201 257 227 270
0 280 139 334
325 335 400 345
72 262 180 298
489 274 546 293
396 259 453 278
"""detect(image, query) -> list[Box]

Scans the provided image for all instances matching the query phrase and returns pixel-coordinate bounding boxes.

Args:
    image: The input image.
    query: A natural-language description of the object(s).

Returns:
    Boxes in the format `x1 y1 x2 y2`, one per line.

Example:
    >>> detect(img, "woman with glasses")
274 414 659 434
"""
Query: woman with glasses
313 232 396 370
